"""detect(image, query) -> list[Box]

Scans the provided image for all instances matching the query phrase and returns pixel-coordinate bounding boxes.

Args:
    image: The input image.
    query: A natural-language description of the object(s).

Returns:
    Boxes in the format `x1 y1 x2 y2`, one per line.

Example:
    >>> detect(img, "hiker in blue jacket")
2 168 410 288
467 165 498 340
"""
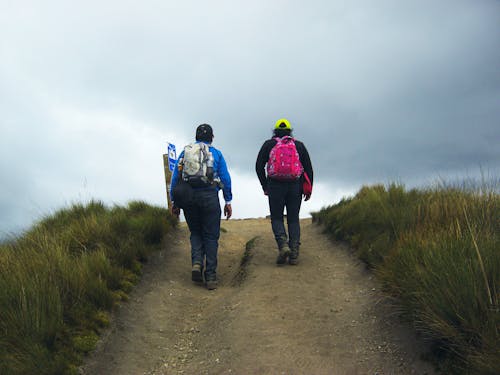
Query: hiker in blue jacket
255 118 313 265
170 124 232 290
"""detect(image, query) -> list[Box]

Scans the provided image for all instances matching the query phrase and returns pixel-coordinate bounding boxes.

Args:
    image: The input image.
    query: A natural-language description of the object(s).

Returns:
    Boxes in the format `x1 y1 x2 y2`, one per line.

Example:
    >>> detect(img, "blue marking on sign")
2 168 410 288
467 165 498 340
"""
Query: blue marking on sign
167 143 177 171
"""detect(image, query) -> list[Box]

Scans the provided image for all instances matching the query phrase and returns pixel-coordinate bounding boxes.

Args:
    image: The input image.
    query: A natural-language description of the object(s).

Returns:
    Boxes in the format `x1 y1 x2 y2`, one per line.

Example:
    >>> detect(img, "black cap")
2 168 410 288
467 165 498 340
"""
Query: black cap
196 124 213 142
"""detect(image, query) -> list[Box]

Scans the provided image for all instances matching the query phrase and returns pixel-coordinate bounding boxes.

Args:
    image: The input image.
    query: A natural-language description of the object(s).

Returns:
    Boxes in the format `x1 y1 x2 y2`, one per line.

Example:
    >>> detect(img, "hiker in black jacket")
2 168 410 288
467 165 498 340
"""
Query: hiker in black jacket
255 118 313 265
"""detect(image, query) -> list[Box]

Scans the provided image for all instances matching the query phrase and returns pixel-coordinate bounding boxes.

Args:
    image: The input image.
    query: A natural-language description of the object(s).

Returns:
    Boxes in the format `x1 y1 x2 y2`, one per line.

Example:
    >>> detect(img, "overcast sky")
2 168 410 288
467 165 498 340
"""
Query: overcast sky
1 0 499 237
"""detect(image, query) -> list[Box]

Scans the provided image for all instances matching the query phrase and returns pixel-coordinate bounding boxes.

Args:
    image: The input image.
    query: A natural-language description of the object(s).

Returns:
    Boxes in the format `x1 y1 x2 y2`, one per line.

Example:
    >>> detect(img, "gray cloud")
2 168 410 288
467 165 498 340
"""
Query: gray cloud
1 0 499 235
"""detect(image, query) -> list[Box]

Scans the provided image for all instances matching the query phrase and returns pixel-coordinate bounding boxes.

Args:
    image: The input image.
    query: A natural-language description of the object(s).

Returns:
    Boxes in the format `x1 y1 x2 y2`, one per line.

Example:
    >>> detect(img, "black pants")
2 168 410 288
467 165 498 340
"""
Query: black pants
268 179 302 249
183 188 221 280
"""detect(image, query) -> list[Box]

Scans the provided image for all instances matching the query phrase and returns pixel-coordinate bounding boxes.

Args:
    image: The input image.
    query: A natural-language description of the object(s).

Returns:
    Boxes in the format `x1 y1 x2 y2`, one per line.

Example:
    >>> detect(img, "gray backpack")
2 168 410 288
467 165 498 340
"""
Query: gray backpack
181 142 214 187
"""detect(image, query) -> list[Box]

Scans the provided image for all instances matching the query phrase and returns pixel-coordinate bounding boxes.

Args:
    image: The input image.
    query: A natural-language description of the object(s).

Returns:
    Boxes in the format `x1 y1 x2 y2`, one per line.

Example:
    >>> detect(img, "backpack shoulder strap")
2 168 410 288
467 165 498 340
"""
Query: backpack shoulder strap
279 135 294 143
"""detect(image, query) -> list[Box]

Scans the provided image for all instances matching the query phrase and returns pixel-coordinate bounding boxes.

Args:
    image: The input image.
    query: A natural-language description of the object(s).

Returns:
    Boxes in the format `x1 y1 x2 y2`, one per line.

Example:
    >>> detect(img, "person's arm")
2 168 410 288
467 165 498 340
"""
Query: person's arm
297 142 313 186
255 140 273 194
214 149 232 220
297 141 313 201
220 155 232 220
216 151 232 204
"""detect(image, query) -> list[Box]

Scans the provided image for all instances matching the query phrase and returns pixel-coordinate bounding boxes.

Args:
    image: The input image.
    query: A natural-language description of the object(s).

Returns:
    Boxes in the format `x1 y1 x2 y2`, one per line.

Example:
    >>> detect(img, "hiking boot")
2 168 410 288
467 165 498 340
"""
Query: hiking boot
276 245 291 265
206 278 218 290
288 248 299 265
288 253 299 265
191 263 203 283
276 253 287 265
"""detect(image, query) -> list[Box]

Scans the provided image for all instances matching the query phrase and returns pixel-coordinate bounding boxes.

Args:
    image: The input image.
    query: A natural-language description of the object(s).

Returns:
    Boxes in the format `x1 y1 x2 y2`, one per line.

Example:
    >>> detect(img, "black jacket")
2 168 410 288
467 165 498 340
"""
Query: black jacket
255 137 314 192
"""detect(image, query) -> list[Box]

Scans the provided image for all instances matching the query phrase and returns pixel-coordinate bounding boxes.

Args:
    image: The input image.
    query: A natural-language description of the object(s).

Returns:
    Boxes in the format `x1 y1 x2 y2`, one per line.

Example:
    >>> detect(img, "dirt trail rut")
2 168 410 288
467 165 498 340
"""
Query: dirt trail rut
82 218 436 375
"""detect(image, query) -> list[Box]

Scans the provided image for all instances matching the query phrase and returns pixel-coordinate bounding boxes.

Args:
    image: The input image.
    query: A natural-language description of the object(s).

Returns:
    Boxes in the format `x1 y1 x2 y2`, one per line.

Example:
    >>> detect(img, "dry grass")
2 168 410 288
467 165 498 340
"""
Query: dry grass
312 182 499 374
0 200 177 375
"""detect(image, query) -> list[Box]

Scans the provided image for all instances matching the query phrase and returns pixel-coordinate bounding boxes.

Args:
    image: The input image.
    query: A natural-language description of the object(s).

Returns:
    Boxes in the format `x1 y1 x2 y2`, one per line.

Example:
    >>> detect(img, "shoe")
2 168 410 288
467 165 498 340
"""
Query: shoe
206 279 218 290
288 248 299 265
276 245 291 265
191 264 203 283
276 253 287 265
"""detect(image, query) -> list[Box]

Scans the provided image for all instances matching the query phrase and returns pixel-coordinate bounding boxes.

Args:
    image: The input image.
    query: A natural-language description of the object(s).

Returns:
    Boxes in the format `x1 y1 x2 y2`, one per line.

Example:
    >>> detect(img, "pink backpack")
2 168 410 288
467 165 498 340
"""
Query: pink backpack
267 136 304 181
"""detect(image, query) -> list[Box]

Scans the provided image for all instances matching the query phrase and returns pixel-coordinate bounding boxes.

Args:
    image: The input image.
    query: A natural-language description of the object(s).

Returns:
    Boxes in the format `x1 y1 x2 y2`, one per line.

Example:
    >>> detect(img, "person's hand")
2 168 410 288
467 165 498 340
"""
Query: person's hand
171 205 181 218
224 203 232 220
304 193 311 201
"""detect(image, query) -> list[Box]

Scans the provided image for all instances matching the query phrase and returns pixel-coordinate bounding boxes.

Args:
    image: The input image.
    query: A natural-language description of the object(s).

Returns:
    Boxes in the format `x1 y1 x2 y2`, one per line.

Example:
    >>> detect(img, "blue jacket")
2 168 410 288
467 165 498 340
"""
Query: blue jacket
170 141 232 204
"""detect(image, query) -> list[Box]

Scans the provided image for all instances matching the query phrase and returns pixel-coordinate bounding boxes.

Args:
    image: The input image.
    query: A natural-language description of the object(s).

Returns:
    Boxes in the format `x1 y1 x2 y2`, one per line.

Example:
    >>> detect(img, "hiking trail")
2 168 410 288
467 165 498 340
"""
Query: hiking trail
81 218 436 375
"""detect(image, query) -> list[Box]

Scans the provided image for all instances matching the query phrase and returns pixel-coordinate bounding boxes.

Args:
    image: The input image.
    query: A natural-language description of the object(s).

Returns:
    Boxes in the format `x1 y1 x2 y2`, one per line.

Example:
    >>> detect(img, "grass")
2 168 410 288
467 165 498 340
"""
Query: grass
312 182 499 375
0 200 177 375
232 236 260 287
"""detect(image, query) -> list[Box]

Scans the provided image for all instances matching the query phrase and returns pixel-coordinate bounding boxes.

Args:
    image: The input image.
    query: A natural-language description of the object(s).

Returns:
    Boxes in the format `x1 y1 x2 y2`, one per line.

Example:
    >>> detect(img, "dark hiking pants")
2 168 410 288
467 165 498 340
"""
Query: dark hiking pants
183 188 221 280
268 179 302 250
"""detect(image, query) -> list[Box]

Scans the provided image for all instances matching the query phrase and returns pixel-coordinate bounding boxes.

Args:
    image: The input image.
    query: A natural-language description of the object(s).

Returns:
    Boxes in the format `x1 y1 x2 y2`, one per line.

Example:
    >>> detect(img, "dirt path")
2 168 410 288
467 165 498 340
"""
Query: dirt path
82 218 436 375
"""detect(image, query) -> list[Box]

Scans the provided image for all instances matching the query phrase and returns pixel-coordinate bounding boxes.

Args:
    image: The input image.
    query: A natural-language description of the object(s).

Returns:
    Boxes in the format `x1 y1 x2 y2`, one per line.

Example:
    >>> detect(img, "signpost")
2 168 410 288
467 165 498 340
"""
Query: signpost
163 143 177 211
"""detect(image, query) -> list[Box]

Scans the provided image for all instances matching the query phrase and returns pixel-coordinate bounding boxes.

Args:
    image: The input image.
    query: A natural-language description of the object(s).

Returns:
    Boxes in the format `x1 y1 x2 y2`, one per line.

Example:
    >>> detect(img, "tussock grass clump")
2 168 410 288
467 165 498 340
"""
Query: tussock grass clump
0 200 177 375
312 183 499 374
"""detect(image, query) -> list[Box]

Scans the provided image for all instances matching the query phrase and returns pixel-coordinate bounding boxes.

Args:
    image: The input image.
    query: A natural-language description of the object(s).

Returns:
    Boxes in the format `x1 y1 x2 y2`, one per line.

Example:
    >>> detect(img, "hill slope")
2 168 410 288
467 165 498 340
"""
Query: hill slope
82 218 435 374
